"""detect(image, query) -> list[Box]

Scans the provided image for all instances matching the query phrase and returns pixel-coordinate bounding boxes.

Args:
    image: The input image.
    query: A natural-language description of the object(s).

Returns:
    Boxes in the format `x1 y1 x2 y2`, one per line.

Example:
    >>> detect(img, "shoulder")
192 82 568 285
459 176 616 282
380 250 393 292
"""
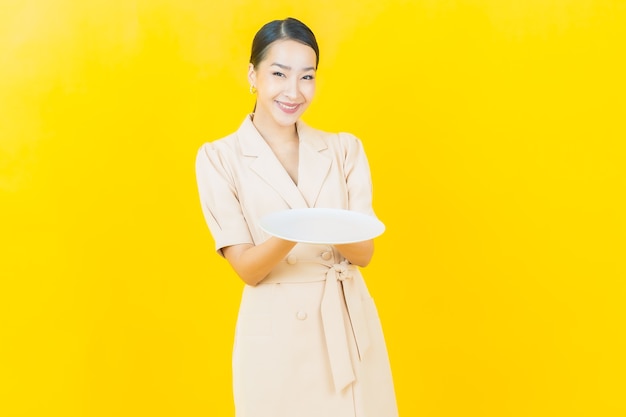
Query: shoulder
196 115 253 161
195 126 244 181
195 135 232 177
198 130 238 154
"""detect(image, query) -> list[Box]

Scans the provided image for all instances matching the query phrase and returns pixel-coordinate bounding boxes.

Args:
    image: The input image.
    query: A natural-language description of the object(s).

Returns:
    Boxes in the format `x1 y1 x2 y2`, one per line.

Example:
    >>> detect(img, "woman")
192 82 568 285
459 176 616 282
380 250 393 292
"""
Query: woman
196 17 398 417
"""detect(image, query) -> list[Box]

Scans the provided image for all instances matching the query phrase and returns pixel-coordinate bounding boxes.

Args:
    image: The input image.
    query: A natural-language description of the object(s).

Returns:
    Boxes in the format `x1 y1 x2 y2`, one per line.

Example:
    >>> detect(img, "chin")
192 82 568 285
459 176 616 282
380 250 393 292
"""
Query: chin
272 111 304 126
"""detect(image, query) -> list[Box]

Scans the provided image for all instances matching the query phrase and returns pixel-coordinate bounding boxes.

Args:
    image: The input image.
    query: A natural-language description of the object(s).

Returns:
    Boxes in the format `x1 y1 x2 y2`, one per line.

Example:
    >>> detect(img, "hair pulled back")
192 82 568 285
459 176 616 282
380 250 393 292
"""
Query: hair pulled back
250 17 319 69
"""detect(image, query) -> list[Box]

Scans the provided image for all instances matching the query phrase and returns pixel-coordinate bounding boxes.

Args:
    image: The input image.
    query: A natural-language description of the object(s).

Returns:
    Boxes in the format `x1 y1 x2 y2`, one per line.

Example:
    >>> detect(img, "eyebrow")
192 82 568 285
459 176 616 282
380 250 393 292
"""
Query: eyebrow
271 62 316 72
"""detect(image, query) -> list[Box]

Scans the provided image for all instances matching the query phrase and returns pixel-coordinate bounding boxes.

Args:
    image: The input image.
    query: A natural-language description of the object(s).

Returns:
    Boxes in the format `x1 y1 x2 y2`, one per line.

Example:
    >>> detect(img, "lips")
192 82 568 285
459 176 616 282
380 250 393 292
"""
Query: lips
276 101 301 114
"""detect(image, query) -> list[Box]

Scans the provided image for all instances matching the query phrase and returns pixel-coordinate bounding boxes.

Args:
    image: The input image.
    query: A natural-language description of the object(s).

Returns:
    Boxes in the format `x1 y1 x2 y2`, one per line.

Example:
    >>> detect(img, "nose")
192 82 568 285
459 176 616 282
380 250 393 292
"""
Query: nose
283 78 299 100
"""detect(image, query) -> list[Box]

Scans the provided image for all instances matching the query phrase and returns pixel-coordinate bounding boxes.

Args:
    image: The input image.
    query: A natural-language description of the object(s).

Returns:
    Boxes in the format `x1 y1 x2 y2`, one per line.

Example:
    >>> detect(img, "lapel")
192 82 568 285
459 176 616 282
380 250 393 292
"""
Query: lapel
236 116 331 209
296 119 332 207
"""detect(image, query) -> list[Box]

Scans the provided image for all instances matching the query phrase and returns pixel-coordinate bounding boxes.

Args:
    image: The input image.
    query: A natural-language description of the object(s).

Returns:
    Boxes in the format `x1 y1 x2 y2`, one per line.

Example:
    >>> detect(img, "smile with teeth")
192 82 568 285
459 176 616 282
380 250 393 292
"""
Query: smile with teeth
276 101 300 111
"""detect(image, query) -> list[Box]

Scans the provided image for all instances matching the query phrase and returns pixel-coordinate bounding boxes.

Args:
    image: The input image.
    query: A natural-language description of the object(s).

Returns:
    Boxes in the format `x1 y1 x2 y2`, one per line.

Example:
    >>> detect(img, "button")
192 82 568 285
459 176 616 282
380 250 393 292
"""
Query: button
321 251 332 261
296 311 307 320
286 254 297 265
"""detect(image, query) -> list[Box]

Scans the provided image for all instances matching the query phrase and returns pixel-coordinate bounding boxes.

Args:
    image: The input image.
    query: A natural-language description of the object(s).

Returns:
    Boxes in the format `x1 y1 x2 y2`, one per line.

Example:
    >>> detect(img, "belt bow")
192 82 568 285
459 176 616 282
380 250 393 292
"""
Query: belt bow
321 261 371 392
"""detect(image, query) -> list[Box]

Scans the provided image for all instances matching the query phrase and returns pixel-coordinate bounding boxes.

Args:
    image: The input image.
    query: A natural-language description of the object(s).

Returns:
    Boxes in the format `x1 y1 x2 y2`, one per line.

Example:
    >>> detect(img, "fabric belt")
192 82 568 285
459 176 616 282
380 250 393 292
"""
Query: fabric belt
262 260 371 392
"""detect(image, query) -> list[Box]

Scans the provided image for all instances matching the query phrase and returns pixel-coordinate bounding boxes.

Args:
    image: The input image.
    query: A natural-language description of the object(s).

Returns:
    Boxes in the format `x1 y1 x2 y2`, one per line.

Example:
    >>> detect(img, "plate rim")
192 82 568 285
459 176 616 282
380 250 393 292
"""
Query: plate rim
259 207 385 244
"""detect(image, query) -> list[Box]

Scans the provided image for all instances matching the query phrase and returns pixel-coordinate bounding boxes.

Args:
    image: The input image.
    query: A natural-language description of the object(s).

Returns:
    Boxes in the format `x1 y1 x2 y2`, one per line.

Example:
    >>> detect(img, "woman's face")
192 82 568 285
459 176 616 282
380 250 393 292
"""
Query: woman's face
248 39 317 128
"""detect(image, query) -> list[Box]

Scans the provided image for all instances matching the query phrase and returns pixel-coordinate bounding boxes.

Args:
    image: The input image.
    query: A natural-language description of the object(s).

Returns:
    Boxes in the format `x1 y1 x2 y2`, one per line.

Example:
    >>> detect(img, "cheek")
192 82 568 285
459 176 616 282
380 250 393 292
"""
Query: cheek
259 77 281 95
302 83 316 100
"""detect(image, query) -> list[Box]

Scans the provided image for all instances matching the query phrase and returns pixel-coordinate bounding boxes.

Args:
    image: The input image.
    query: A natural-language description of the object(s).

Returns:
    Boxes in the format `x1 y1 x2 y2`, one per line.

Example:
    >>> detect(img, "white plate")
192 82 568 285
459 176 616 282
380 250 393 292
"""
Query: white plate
259 208 385 244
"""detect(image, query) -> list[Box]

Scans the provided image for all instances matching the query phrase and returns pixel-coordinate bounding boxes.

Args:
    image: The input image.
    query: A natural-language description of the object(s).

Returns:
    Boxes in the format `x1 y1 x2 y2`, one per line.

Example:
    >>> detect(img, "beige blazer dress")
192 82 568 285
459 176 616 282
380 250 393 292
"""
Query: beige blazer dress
195 115 398 417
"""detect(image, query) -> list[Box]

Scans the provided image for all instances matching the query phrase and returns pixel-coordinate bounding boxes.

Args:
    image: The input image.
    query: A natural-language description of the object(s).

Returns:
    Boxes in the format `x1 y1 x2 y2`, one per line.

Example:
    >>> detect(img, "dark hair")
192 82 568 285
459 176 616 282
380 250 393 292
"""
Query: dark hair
250 17 319 69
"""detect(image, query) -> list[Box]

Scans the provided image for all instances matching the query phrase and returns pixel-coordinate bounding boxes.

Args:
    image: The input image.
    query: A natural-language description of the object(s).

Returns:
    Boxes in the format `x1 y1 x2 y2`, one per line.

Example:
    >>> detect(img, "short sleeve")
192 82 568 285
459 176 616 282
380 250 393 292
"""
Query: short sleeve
195 143 253 256
339 133 376 216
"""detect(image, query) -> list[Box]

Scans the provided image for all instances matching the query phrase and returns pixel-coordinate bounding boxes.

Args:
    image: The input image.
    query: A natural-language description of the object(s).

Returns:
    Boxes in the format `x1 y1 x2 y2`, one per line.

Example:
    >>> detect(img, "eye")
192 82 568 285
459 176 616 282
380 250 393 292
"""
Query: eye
302 75 315 80
272 72 286 77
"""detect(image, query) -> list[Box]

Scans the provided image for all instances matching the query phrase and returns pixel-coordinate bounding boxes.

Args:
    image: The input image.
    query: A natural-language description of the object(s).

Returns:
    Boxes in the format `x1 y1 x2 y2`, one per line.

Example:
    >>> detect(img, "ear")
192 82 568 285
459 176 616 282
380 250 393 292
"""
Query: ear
247 63 257 87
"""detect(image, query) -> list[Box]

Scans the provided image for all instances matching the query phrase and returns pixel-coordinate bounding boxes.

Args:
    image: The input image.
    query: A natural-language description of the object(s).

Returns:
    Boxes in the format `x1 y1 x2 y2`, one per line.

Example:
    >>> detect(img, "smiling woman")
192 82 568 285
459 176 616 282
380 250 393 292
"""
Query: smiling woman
246 38 317 184
195 17 398 417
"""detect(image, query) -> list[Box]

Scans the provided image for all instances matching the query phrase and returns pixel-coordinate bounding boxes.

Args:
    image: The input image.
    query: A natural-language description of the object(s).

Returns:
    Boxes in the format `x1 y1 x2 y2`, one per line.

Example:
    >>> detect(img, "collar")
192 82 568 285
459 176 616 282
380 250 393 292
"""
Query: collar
235 115 331 208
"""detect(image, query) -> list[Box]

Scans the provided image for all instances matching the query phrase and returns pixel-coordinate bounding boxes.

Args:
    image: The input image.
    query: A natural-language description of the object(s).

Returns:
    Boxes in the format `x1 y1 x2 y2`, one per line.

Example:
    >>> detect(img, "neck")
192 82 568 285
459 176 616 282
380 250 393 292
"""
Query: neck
251 112 298 146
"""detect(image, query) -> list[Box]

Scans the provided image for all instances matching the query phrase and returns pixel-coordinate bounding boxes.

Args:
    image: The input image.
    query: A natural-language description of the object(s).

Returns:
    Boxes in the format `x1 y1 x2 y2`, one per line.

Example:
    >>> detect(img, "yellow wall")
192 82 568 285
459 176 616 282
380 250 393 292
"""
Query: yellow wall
1 1 625 416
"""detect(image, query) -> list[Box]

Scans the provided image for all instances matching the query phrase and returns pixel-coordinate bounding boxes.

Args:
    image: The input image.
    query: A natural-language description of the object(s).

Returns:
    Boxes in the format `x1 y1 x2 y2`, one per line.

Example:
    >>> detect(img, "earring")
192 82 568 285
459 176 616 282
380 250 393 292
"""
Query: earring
250 85 257 94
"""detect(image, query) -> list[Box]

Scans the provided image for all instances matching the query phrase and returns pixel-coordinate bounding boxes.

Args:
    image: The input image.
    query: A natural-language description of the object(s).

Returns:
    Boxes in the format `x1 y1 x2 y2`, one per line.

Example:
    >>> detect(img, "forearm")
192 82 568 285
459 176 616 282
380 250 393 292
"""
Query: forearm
334 239 374 267
222 237 298 286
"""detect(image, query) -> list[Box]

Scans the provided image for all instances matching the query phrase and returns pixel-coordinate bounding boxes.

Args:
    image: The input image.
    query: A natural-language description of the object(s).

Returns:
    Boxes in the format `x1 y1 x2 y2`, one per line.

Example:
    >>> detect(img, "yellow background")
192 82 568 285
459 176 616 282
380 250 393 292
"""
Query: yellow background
1 1 625 416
